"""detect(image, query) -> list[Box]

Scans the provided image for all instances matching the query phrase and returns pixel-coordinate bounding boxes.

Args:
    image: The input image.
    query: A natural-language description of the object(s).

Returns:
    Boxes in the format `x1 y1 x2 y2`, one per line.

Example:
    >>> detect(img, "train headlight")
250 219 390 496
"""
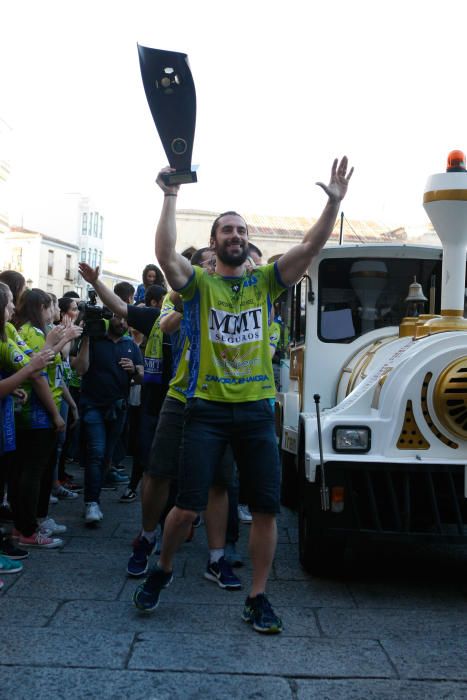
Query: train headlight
332 426 371 453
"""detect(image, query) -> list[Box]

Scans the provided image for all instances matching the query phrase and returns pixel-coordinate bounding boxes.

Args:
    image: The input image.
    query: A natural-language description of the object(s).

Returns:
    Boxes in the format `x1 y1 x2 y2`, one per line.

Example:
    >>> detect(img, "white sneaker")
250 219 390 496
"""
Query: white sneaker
96 504 104 521
49 495 58 504
238 504 253 523
84 502 102 524
38 517 67 535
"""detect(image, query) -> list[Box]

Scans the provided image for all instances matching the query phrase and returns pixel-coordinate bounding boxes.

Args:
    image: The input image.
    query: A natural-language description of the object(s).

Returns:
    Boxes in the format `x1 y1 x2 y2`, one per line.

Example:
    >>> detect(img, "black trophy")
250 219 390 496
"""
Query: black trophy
137 44 197 185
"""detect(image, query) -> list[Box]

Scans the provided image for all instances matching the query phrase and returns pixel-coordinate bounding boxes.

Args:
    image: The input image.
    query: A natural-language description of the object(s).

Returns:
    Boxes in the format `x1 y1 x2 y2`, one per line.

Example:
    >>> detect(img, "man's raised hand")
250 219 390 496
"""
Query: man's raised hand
156 167 180 196
79 263 99 285
316 156 354 203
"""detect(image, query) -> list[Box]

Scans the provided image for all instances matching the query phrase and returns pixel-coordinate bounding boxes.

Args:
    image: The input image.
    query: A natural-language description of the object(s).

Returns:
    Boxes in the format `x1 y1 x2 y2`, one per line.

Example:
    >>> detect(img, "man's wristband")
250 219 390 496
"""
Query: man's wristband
164 193 177 197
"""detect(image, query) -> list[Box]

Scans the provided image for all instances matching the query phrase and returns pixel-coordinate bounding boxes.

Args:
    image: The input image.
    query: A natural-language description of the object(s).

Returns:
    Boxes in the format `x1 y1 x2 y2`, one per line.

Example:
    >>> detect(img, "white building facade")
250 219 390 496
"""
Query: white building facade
0 228 80 297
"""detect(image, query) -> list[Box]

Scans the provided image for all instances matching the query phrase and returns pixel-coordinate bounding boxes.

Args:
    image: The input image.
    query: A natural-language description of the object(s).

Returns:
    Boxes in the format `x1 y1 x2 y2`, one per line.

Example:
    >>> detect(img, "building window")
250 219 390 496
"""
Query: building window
93 212 98 236
12 247 23 272
81 248 86 262
89 213 93 237
47 250 54 276
87 249 92 264
99 216 103 239
92 249 97 267
46 283 53 292
98 251 102 269
65 254 72 281
82 212 88 235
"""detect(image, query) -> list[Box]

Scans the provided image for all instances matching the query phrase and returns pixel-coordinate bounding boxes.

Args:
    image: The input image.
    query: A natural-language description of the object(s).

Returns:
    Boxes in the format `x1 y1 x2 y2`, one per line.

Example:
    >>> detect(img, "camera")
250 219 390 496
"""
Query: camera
78 289 113 338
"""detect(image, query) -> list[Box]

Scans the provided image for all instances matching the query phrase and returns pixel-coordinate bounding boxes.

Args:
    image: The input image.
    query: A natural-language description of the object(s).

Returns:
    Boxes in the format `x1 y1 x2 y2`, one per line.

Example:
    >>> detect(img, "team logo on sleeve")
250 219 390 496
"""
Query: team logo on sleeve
209 307 263 346
13 352 24 364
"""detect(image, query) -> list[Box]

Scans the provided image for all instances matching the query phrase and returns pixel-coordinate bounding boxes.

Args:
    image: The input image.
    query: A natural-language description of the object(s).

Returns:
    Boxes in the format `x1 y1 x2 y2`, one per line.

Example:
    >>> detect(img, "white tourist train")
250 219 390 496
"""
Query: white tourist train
276 152 467 573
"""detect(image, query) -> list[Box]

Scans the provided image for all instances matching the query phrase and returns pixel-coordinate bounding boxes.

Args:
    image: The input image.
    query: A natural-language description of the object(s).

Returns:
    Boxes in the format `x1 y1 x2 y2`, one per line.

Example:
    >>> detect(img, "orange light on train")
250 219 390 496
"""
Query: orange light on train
446 149 466 172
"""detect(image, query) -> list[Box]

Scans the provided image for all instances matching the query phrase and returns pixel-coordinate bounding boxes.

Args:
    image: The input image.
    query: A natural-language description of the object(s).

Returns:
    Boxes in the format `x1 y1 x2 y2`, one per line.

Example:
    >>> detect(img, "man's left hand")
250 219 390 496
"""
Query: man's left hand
79 263 100 284
316 156 354 203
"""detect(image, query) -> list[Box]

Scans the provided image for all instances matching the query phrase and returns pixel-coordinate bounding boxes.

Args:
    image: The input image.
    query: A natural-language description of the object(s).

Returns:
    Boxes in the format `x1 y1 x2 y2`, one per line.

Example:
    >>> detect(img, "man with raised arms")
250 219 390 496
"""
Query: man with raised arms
134 157 353 633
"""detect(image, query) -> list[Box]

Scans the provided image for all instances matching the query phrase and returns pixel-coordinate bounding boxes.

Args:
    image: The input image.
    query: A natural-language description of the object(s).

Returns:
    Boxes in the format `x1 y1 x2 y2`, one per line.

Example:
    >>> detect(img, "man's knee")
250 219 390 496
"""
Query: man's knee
251 511 277 525
171 506 198 527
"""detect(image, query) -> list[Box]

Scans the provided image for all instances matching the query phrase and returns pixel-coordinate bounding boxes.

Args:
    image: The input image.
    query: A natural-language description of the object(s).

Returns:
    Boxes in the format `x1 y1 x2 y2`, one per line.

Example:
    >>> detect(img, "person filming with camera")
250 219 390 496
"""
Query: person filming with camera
74 308 143 524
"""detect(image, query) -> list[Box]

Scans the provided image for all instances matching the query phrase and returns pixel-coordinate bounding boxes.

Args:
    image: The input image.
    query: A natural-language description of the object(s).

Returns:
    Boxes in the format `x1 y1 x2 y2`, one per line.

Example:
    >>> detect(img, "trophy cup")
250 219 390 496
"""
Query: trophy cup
137 45 197 185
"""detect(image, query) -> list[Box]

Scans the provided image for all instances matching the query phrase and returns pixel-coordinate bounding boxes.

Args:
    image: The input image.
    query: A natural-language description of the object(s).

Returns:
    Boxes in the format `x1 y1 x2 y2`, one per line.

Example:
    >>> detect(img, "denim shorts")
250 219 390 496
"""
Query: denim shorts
176 398 280 514
145 396 234 488
145 397 184 480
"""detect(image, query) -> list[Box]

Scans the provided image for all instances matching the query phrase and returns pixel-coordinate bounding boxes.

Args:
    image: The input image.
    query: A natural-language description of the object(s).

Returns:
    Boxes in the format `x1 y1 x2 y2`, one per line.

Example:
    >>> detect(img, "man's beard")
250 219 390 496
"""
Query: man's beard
216 242 248 267
109 320 126 337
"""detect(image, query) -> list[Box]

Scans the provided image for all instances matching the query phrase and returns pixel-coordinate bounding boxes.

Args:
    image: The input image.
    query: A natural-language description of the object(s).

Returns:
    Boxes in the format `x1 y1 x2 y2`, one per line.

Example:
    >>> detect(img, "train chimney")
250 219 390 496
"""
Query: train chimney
420 150 467 333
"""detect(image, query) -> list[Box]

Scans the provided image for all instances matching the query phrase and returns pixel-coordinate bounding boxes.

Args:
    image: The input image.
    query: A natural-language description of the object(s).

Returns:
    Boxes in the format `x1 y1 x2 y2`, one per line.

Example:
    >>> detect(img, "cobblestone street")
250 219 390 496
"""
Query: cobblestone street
1 468 467 700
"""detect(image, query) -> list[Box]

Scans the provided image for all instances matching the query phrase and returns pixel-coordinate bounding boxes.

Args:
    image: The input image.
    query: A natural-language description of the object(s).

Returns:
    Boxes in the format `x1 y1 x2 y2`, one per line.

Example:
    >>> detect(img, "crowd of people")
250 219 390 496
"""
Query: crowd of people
0 156 352 634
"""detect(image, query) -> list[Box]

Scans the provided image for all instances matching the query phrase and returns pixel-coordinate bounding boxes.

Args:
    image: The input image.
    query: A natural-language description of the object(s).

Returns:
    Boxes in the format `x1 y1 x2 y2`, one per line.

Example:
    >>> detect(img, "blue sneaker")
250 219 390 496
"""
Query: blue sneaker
105 469 129 485
0 554 23 574
133 565 173 612
127 535 154 577
242 593 282 634
204 556 242 590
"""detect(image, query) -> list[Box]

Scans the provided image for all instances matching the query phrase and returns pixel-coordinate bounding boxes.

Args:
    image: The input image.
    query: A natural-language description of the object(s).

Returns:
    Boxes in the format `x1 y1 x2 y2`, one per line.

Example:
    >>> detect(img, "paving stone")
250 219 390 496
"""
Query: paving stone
50 600 321 637
129 632 393 677
348 581 467 609
381 636 467 680
266 579 355 607
274 542 303 560
0 628 133 668
273 559 311 581
0 597 59 627
5 552 126 600
64 535 132 554
317 608 467 638
0 668 294 700
295 679 467 699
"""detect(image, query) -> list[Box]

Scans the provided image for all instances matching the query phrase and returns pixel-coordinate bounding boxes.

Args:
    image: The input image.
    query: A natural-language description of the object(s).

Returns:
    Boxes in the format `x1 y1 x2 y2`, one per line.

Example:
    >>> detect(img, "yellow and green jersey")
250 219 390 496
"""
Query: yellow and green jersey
0 336 31 452
143 316 164 384
268 321 281 354
160 294 190 404
16 322 63 429
179 262 286 403
5 322 33 356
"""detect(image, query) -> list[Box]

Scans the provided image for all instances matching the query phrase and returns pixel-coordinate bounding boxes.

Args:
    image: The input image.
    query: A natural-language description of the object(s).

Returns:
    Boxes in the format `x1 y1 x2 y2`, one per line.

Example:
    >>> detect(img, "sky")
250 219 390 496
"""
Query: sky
2 0 467 277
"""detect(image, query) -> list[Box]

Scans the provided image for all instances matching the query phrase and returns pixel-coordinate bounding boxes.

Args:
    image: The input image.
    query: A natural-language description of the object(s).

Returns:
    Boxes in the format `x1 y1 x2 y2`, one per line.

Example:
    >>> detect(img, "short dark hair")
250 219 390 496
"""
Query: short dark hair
145 284 166 306
114 281 135 303
0 270 26 305
190 247 212 267
210 211 248 241
63 290 80 299
248 243 262 259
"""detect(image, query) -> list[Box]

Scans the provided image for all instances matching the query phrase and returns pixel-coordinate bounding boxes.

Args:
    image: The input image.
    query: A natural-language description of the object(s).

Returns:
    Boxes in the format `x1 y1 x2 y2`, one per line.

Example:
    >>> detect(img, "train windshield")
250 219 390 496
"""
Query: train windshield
318 256 447 343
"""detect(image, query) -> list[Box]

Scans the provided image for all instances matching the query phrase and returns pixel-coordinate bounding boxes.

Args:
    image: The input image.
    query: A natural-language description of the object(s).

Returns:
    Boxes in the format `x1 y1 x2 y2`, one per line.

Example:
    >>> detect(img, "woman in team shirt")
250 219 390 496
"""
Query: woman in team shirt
10 289 78 548
0 282 56 575
51 296 82 497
